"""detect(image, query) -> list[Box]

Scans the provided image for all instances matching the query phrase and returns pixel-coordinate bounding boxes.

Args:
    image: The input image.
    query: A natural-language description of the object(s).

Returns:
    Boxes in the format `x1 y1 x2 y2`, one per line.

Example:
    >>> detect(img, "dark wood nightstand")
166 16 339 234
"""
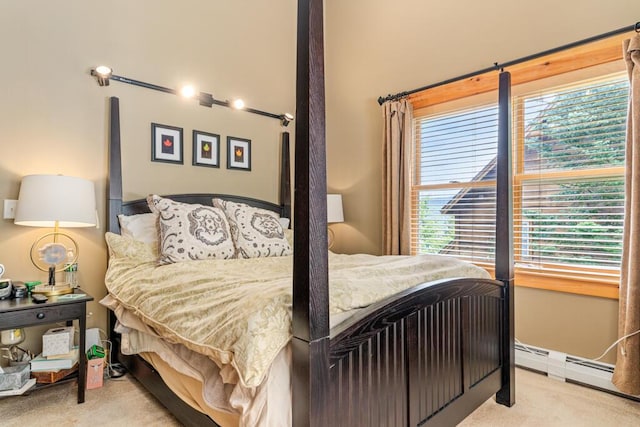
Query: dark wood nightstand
0 289 94 403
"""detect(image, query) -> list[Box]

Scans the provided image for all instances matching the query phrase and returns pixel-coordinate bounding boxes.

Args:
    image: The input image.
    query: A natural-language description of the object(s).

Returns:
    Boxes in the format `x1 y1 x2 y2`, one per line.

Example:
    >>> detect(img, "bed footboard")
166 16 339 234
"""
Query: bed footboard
328 278 505 426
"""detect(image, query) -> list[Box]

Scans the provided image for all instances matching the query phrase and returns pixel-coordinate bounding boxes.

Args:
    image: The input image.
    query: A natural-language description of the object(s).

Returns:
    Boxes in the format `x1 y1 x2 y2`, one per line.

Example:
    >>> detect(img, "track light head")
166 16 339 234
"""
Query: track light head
281 113 294 127
180 85 196 98
232 99 245 110
91 65 112 86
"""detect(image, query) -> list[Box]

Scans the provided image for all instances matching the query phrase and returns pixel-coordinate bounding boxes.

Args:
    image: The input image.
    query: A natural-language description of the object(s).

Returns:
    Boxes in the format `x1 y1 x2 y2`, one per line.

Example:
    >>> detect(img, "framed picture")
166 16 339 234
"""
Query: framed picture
227 136 251 171
151 123 183 164
192 130 220 168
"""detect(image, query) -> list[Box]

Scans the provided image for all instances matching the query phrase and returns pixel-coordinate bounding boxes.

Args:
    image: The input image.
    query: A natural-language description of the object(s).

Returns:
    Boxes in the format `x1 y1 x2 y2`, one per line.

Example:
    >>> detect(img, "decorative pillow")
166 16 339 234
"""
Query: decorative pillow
147 195 236 264
105 232 158 263
212 198 292 258
118 213 159 245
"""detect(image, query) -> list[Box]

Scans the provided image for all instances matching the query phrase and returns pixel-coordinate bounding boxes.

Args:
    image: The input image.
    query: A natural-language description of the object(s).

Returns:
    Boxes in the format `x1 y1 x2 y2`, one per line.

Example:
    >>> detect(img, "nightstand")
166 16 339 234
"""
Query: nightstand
0 289 94 403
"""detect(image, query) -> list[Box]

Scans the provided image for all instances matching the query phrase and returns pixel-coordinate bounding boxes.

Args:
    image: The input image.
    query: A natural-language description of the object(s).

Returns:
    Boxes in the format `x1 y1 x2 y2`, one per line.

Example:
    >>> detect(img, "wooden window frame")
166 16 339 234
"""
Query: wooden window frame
410 32 633 299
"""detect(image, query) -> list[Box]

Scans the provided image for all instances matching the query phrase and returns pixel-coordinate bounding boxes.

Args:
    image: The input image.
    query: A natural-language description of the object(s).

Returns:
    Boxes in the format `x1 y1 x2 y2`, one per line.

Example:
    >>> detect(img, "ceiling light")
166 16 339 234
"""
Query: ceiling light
232 99 245 110
180 85 196 98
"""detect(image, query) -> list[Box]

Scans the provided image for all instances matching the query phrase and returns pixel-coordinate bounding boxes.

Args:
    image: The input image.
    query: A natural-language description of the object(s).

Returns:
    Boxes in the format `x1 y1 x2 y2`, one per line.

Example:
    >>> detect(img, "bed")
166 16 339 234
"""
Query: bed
103 2 515 426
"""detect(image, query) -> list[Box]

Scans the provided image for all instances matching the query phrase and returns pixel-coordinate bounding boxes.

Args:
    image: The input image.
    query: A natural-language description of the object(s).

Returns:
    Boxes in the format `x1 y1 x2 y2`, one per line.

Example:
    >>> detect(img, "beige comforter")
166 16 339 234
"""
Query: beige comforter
103 232 490 389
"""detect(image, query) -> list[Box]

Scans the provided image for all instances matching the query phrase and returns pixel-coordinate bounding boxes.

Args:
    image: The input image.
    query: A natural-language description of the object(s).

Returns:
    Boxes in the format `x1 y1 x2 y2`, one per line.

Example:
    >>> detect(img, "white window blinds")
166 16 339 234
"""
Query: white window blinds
412 73 627 281
412 105 498 263
513 74 627 279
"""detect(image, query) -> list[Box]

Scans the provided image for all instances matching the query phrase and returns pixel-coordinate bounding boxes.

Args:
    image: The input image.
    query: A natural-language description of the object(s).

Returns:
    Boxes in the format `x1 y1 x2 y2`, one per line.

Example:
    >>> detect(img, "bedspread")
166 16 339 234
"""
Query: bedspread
103 232 490 389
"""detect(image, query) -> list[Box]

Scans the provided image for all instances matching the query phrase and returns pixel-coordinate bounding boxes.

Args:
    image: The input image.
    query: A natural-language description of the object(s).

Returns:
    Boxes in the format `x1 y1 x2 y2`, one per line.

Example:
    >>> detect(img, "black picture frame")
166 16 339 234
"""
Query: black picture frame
192 130 220 168
151 123 183 164
227 136 251 171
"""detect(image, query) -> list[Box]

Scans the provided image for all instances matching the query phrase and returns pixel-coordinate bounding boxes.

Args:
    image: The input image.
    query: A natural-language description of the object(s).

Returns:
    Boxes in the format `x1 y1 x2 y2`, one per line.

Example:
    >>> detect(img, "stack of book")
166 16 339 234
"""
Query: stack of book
30 347 79 384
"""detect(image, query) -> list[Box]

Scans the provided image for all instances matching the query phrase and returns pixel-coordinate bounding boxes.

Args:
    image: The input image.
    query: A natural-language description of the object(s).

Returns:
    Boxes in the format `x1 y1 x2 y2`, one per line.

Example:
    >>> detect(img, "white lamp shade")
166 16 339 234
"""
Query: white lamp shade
327 194 344 224
14 175 97 228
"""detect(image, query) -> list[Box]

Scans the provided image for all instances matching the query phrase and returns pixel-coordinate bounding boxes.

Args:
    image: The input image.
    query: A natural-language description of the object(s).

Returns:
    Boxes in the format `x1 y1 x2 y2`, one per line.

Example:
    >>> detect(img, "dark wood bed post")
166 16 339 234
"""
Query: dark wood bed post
108 96 124 346
280 132 292 221
495 71 516 407
108 96 123 234
292 0 330 426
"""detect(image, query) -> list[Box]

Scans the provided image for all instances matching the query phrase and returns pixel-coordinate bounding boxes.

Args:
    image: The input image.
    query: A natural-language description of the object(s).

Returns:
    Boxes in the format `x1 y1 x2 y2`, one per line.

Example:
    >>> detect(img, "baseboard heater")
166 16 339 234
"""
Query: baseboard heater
515 343 639 401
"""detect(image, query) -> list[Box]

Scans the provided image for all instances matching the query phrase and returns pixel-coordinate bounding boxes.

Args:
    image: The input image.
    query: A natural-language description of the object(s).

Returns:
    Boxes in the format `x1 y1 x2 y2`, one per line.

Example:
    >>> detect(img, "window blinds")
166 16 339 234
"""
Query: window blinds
412 105 498 263
513 75 627 278
412 73 627 280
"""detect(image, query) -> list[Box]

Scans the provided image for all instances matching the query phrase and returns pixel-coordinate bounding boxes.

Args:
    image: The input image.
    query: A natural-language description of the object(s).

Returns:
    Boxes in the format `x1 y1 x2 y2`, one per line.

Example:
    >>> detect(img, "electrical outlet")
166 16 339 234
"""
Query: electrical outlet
3 199 17 219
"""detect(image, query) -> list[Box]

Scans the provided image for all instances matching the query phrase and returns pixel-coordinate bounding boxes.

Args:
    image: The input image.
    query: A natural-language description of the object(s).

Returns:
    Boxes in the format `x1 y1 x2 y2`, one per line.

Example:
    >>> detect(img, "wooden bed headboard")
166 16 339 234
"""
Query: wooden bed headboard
107 96 291 235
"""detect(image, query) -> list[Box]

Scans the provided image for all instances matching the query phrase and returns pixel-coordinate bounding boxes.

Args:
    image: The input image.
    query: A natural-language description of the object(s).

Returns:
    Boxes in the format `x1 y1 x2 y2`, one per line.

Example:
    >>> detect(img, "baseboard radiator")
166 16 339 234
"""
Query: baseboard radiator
514 343 623 395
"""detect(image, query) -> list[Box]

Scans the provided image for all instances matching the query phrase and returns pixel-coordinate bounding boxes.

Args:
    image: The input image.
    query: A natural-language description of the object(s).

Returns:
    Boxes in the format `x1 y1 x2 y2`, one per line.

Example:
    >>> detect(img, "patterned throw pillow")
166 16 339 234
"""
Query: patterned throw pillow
212 198 292 258
147 195 236 264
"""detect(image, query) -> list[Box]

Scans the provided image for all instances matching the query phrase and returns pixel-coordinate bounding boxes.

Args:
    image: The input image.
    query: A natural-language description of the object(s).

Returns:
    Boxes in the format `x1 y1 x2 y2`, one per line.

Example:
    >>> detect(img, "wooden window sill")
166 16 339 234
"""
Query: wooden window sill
482 265 619 299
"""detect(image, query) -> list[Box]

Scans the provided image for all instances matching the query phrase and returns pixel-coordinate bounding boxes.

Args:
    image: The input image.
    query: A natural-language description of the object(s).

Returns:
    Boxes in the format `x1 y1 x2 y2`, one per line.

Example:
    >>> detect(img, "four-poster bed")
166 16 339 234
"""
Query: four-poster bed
104 1 514 426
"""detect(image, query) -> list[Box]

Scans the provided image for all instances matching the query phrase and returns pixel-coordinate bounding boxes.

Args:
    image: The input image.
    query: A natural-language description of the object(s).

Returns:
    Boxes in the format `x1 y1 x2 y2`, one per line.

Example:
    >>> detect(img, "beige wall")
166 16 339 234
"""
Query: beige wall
0 1 296 354
324 0 640 363
1 0 636 365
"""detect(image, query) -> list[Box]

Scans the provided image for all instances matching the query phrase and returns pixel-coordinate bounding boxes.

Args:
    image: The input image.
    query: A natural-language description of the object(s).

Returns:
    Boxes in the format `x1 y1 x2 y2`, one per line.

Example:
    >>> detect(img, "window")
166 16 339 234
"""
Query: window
413 105 498 263
514 76 626 280
412 67 628 298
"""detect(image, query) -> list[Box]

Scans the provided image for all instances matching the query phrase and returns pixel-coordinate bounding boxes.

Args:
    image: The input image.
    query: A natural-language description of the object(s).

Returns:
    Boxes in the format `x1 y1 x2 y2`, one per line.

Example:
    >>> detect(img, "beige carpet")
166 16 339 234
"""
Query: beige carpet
0 368 638 426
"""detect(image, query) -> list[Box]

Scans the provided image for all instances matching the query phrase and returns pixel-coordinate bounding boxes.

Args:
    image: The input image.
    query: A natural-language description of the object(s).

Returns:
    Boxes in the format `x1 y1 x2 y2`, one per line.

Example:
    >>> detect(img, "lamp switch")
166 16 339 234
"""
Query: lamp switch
3 200 17 219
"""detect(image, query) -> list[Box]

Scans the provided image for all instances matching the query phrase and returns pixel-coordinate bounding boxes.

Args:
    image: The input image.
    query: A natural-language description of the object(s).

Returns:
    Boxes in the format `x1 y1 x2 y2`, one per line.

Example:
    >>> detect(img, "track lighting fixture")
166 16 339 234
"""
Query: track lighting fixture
89 65 290 123
280 113 294 127
91 65 112 86
180 85 196 98
232 99 245 110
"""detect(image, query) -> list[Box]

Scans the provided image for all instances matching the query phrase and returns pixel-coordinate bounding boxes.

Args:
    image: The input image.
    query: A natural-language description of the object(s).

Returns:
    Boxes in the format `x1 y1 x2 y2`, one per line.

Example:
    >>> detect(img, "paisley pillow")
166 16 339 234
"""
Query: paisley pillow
212 198 292 258
147 195 235 264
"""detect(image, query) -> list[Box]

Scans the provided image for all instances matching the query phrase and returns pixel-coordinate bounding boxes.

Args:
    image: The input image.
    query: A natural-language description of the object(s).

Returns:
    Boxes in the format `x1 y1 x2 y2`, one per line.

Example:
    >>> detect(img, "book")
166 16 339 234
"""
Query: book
30 348 79 372
46 347 79 360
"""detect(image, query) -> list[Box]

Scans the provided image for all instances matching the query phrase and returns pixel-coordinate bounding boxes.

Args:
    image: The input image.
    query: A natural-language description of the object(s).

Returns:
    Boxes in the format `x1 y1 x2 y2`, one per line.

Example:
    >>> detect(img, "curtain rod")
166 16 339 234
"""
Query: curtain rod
377 21 640 105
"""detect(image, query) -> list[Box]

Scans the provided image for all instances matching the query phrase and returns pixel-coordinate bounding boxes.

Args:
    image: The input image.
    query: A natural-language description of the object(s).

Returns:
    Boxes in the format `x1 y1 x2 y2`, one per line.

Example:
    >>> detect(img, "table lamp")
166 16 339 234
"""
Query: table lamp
14 175 96 296
327 194 344 250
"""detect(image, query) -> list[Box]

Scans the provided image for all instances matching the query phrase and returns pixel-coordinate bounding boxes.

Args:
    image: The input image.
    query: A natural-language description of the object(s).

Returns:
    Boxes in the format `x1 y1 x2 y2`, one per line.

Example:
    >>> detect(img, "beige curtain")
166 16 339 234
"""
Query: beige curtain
612 33 640 396
382 99 413 255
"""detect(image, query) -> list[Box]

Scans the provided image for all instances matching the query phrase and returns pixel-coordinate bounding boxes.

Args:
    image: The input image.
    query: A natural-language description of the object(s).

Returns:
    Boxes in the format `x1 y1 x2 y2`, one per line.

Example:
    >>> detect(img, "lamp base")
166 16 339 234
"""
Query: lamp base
328 227 336 250
31 283 73 296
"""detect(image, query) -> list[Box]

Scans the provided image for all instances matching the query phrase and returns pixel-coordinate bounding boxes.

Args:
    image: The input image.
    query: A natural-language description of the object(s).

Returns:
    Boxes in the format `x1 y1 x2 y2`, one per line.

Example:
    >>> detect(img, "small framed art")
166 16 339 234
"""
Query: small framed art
193 130 220 168
152 123 183 164
227 136 251 171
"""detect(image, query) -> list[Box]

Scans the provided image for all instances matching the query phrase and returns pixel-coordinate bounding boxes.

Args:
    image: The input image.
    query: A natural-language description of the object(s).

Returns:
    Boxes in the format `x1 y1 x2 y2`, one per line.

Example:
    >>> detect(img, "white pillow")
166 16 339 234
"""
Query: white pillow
278 217 290 230
212 198 292 258
148 195 236 264
117 213 158 245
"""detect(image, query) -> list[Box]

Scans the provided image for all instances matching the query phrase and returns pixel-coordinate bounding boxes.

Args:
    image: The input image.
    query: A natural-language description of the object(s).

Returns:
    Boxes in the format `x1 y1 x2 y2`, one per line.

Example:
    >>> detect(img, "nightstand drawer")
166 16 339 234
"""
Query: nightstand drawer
0 303 85 329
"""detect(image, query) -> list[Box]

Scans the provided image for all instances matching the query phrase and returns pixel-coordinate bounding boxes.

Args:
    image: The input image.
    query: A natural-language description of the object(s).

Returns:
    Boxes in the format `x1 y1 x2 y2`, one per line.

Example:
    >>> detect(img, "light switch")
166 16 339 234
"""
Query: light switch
3 199 17 219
